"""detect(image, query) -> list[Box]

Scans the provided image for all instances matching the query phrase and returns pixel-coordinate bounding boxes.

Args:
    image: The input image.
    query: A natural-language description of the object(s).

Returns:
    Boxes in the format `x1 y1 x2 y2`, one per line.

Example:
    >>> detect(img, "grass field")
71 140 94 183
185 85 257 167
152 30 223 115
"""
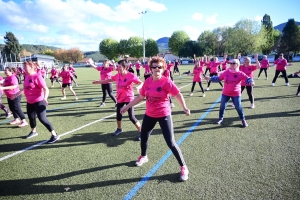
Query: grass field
0 63 299 199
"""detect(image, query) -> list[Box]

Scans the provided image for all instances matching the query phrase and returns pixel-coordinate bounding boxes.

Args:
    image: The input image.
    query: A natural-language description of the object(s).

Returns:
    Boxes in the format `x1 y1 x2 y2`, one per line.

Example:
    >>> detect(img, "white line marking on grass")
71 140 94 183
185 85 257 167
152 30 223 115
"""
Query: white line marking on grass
0 83 191 162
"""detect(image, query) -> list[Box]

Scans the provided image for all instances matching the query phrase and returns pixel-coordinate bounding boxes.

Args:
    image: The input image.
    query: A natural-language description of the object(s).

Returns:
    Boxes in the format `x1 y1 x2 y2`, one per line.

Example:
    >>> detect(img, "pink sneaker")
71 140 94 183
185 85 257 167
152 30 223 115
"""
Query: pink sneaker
9 119 21 125
179 165 189 181
18 121 28 127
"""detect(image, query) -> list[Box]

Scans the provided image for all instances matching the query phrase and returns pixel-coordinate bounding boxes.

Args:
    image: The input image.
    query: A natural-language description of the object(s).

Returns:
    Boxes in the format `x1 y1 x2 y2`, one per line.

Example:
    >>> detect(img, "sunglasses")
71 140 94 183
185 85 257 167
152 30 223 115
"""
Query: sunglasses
229 62 236 65
151 65 163 69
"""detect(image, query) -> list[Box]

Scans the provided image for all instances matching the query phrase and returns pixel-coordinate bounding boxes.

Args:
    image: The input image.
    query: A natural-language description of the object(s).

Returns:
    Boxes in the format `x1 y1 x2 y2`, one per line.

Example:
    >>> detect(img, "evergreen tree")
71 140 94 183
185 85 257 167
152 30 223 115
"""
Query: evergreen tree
279 18 300 56
3 32 22 61
261 14 275 55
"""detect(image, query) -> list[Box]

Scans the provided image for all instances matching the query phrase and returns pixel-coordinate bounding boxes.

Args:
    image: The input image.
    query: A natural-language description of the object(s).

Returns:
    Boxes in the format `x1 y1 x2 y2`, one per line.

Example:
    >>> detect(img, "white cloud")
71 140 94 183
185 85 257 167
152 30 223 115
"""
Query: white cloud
205 13 219 24
255 15 262 21
192 13 203 21
183 26 201 40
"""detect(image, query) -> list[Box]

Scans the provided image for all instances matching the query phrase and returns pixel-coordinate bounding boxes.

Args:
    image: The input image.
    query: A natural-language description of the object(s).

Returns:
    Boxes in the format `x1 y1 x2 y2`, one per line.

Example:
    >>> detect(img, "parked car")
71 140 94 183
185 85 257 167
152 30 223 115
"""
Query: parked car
292 56 300 61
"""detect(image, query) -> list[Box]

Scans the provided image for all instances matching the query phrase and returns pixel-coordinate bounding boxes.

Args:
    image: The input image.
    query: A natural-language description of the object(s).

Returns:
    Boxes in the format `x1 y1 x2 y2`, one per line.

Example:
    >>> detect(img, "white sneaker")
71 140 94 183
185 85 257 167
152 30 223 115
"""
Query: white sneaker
170 103 175 108
135 155 148 166
271 83 275 86
250 104 255 109
189 93 193 96
257 77 260 80
206 88 210 91
99 102 105 107
75 96 78 100
179 165 189 181
266 77 268 80
286 83 290 86
61 96 67 100
6 113 13 119
202 93 206 97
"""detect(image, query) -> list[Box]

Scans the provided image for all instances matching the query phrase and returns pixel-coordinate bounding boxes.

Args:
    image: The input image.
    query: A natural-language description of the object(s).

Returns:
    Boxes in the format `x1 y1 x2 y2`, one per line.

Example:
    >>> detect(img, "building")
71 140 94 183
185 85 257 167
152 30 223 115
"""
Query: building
20 54 55 68
73 57 94 67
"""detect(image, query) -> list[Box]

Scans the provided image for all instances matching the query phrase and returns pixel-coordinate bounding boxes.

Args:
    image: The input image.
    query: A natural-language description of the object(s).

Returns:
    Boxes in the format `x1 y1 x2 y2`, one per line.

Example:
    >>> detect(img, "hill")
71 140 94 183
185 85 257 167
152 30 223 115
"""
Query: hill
0 44 60 54
274 21 300 32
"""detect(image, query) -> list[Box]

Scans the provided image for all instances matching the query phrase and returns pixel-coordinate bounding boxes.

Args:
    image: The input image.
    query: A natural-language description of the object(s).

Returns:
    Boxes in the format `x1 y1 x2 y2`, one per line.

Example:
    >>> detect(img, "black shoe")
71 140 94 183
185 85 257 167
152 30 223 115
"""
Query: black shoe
47 135 60 144
112 128 122 136
26 131 38 139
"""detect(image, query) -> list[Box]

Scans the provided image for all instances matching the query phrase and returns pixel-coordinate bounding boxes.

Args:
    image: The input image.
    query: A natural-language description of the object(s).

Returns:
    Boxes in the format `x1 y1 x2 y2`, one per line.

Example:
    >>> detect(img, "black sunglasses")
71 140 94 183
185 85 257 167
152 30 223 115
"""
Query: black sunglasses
229 62 236 64
151 65 163 69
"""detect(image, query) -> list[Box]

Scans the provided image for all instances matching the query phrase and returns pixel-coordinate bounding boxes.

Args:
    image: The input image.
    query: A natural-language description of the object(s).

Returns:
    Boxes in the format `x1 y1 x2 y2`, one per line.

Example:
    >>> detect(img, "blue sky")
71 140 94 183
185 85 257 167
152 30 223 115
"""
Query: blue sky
0 0 299 51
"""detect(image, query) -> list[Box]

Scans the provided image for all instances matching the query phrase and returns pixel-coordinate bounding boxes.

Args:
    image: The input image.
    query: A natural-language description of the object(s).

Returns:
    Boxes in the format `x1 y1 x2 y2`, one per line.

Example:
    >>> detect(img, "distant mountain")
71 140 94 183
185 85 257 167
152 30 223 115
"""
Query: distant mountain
156 37 170 44
274 21 300 32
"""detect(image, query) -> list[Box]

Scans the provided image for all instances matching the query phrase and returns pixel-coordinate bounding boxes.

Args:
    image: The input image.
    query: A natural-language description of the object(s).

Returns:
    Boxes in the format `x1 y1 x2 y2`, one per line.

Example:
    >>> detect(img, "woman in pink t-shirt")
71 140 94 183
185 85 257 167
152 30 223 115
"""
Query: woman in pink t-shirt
59 64 78 100
93 59 143 139
206 56 226 90
258 55 270 79
240 56 260 109
50 65 62 88
272 53 292 86
120 56 190 181
87 59 117 107
190 56 205 97
135 60 141 77
205 59 254 127
0 74 13 119
11 61 59 143
0 67 28 126
166 60 174 81
143 60 152 80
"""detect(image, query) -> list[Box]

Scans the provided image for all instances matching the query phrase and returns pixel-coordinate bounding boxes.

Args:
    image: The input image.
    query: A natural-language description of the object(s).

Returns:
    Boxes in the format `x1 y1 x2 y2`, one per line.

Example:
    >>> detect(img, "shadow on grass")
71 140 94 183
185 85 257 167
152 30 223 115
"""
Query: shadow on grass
0 165 179 196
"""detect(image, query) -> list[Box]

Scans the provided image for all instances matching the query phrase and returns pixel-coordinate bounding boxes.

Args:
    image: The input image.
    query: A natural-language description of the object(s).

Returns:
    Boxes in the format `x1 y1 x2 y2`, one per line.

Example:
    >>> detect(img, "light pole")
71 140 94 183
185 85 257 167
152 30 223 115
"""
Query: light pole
139 11 147 64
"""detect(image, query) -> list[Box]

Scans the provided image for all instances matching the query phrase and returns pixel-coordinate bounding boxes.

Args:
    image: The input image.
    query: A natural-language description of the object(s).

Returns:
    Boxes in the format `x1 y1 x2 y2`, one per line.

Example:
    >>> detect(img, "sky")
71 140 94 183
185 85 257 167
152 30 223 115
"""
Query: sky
0 0 299 51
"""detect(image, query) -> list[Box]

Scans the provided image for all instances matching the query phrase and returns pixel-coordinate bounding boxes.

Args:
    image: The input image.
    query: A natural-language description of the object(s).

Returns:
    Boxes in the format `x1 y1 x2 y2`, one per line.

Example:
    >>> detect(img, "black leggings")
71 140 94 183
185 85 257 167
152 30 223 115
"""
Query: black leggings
101 83 116 103
116 102 138 124
207 73 223 88
169 71 173 81
7 95 26 120
272 70 288 83
0 103 9 115
136 69 140 77
258 68 268 78
27 100 54 132
140 114 186 166
191 82 204 93
204 68 210 75
241 86 254 104
297 84 300 95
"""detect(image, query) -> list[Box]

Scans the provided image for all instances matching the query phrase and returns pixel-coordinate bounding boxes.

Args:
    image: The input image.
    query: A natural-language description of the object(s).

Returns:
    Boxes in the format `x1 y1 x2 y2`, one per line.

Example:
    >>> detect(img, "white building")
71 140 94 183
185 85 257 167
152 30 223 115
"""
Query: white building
20 54 55 68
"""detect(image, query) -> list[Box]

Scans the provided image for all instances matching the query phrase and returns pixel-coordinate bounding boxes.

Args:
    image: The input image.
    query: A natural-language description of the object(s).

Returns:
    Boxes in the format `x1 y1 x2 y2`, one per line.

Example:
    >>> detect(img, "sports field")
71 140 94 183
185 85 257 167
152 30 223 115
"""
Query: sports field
0 63 299 199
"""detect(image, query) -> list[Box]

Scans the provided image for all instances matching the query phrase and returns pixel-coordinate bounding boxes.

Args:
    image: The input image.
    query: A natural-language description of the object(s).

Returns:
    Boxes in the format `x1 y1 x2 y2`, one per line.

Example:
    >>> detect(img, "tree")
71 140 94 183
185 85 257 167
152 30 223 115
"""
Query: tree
43 49 54 56
178 40 202 57
260 14 275 55
145 38 159 57
169 31 190 56
197 30 218 56
68 48 84 63
127 36 143 58
3 32 22 61
99 38 118 60
117 39 129 57
53 49 69 63
279 19 300 56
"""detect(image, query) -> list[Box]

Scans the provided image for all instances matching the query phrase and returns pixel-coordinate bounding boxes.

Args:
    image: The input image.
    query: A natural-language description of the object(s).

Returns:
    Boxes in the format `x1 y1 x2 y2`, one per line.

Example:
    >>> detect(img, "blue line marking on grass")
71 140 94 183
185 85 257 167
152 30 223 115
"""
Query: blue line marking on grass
123 96 221 200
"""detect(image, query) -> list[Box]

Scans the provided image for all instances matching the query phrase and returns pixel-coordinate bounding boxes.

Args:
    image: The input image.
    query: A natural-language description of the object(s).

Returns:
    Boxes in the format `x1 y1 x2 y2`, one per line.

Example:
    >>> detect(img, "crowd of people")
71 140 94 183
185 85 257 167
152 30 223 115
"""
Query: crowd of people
0 52 298 181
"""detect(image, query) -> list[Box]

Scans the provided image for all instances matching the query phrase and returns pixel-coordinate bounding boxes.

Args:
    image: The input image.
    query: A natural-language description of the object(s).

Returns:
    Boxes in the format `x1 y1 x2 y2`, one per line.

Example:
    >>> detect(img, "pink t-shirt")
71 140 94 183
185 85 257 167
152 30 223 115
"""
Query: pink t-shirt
167 63 173 71
69 66 75 73
200 61 206 68
240 65 257 86
135 62 141 70
37 68 46 77
209 62 222 74
3 75 20 99
162 69 171 79
221 60 228 70
260 59 269 68
192 66 204 82
143 64 151 73
23 73 46 104
96 66 114 80
218 70 249 97
60 70 73 84
140 76 180 118
111 72 141 103
274 58 288 70
51 68 58 78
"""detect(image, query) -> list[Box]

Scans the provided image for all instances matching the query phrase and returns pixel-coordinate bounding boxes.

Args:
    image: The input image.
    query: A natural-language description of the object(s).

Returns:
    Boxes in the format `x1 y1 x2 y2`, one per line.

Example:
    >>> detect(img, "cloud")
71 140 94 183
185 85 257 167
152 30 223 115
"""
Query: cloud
183 26 201 41
255 15 262 21
192 13 203 21
205 13 219 24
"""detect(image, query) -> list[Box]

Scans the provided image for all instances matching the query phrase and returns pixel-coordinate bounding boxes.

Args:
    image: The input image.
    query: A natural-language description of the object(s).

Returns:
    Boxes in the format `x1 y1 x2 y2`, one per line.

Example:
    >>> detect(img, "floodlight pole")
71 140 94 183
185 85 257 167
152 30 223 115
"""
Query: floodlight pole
139 11 147 64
